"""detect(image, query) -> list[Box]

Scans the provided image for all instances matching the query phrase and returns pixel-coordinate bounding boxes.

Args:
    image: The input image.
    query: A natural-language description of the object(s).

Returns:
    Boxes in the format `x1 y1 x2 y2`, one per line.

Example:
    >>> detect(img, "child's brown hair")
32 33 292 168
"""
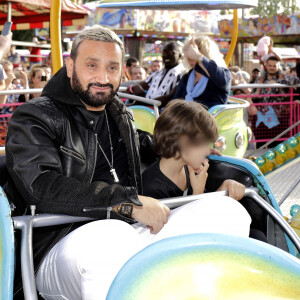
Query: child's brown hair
154 100 218 158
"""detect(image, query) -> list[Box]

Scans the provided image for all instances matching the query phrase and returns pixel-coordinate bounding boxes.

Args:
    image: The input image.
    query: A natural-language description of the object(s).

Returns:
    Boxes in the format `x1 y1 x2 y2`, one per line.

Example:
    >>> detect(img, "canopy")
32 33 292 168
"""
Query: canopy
97 0 258 10
0 0 89 30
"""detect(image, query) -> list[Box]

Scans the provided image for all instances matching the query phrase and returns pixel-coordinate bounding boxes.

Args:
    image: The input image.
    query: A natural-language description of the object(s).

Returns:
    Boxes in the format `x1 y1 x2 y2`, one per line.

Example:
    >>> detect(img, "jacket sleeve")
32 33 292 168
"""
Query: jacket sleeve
196 57 232 92
137 129 158 165
5 102 142 219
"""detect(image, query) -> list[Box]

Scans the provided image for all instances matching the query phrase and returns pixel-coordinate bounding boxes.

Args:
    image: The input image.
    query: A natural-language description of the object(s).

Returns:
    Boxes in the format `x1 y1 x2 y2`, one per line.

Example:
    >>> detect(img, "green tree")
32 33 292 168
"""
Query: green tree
251 0 299 18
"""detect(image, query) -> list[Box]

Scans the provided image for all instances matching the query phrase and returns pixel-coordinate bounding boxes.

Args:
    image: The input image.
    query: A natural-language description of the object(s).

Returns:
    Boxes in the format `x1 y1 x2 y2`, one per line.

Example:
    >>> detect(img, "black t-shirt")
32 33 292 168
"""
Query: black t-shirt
91 109 129 186
142 159 193 199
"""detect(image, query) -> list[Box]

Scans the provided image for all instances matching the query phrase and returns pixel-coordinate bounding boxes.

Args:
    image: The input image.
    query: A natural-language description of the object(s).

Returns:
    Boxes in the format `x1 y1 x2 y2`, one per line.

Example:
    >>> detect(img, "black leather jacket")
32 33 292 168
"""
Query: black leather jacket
5 66 156 290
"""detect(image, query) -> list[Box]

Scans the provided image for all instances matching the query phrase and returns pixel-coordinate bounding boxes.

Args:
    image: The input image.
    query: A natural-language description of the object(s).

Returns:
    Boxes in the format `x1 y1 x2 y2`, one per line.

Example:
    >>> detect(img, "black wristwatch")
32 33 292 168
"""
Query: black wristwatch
118 203 134 218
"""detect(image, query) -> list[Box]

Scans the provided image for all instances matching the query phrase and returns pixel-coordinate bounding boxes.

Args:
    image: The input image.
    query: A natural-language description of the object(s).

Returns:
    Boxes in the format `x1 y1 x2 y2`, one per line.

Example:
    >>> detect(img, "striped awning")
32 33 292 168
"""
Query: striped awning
97 0 258 10
0 0 89 30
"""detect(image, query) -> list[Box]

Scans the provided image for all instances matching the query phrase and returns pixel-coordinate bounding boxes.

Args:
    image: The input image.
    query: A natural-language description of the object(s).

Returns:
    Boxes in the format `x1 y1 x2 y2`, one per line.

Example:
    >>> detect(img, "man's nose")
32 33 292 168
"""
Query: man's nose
95 70 109 84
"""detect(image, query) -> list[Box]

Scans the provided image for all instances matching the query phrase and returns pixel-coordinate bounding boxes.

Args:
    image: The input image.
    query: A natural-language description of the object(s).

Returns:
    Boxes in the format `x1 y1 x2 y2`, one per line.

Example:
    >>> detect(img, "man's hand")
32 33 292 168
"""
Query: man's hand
125 84 146 97
132 195 170 234
217 179 245 201
188 159 209 195
0 32 12 60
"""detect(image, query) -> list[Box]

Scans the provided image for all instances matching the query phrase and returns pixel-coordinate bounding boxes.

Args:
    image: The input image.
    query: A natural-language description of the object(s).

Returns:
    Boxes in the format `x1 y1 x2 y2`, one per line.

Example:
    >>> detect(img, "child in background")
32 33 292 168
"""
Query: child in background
142 100 245 200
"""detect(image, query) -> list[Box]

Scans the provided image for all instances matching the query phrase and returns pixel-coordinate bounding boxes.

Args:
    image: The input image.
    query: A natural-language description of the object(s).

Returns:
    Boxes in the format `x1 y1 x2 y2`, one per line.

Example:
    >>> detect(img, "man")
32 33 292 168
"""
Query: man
6 26 250 299
252 56 300 147
131 65 146 81
29 36 47 67
126 42 185 106
150 59 161 73
250 68 260 83
125 56 139 80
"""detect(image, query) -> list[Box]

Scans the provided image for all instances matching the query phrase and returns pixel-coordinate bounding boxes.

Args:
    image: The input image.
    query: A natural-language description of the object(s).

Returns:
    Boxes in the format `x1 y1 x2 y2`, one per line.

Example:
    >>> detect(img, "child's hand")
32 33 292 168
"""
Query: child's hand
217 179 245 201
188 159 209 195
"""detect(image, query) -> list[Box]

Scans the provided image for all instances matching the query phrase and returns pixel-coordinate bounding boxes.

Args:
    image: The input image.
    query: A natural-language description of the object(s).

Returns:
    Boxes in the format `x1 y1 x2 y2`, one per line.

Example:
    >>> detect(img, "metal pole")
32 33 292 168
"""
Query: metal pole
50 0 63 74
7 1 12 22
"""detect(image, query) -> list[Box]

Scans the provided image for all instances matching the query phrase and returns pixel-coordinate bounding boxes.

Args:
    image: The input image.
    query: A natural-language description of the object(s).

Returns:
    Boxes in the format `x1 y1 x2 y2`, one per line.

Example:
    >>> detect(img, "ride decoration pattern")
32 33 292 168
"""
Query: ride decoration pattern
0 188 14 300
254 133 300 175
107 233 300 300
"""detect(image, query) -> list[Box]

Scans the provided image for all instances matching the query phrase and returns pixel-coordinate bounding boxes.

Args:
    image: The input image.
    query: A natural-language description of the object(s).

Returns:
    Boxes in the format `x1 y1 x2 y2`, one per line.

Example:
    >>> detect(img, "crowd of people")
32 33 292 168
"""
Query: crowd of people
0 37 52 110
1 32 300 150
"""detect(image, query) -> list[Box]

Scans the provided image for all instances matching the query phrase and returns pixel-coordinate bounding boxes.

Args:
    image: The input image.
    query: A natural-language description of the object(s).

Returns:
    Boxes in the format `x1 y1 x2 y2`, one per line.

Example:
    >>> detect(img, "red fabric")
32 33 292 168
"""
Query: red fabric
0 0 89 28
29 47 42 63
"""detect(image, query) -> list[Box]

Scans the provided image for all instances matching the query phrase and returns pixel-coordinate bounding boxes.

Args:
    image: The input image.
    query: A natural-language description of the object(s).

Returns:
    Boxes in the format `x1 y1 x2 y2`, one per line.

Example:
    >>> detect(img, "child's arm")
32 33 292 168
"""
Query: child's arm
188 159 209 195
216 179 245 200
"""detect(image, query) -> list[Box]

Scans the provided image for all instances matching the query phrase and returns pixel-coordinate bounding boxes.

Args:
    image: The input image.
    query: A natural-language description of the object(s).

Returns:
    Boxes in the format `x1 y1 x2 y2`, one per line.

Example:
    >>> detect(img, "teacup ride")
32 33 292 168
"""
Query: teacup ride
4 0 300 299
118 92 251 158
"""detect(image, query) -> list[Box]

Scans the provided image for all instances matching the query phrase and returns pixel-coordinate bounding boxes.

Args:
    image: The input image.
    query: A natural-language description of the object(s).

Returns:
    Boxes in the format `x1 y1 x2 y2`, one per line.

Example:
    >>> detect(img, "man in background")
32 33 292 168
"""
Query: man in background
150 59 161 73
126 57 139 80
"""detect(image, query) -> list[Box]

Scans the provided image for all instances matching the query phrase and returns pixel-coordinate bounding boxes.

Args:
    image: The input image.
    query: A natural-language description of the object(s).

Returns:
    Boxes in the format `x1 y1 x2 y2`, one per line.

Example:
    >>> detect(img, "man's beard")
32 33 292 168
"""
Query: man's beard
71 68 119 107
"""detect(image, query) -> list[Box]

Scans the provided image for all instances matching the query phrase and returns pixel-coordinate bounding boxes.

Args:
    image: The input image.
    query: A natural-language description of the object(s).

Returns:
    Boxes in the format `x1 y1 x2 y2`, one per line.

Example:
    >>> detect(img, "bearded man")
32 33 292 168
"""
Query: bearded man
5 26 250 299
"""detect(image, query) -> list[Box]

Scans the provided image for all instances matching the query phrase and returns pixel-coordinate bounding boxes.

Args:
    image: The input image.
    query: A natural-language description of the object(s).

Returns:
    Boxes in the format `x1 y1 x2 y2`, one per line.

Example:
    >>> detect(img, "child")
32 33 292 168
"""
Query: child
142 100 245 200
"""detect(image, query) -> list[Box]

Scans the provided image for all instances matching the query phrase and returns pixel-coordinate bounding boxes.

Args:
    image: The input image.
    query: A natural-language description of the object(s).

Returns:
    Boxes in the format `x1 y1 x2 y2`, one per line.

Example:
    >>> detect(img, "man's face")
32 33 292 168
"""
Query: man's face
151 61 161 72
127 62 139 75
252 70 260 81
162 44 180 68
131 67 146 80
66 40 124 109
266 60 279 76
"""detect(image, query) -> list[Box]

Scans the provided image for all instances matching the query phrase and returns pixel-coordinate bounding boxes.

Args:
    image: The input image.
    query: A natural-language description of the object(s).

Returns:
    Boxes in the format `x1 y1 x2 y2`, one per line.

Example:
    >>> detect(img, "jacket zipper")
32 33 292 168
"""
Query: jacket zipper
60 145 85 164
88 133 98 184
126 117 138 190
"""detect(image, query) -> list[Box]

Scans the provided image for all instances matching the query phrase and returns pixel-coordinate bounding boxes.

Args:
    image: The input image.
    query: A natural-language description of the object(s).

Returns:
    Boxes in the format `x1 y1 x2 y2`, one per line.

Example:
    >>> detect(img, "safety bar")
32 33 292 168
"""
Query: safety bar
231 83 300 89
117 92 161 120
12 40 51 49
0 88 42 95
13 214 93 300
211 96 250 118
12 187 300 300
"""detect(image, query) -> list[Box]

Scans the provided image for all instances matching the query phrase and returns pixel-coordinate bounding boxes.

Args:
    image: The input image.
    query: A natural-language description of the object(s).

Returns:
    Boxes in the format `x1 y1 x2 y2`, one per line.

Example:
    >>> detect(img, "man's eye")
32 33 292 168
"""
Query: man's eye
109 66 118 71
88 64 96 68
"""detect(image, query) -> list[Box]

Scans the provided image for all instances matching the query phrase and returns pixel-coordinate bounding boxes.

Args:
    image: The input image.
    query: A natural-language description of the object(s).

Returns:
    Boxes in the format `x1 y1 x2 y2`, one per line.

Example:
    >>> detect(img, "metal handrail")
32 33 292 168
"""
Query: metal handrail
12 40 51 49
0 88 42 96
12 187 300 300
118 92 161 120
231 83 300 89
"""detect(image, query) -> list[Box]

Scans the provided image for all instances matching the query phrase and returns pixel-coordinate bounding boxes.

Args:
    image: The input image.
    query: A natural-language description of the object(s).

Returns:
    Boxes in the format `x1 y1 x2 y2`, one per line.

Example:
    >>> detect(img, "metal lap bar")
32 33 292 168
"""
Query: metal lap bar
12 188 300 299
117 91 161 120
13 214 92 300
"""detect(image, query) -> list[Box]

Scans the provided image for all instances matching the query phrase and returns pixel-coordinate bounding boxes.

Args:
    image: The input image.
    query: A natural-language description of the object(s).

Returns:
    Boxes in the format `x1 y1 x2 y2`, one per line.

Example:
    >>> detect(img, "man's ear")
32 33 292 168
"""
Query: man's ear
65 57 74 78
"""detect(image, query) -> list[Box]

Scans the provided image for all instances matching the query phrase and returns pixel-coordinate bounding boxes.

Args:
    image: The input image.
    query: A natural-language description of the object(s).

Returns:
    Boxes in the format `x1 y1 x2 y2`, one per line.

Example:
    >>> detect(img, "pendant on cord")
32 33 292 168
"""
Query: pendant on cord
110 169 119 183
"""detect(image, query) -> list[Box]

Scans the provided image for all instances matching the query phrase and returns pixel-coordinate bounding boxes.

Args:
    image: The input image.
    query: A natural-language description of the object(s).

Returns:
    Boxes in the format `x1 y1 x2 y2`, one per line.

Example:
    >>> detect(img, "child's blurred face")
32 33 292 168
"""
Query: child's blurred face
179 137 210 170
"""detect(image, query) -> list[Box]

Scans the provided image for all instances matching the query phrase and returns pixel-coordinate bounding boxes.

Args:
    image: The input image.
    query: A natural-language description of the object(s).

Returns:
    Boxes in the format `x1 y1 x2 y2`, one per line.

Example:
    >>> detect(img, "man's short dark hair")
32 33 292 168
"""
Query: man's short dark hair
126 57 138 67
154 100 218 159
152 60 161 64
70 25 125 63
266 56 279 63
252 68 260 73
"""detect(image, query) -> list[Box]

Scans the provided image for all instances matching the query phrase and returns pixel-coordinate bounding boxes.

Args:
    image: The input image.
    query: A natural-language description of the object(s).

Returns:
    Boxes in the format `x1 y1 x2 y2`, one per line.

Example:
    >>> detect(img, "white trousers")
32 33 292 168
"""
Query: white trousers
36 196 251 300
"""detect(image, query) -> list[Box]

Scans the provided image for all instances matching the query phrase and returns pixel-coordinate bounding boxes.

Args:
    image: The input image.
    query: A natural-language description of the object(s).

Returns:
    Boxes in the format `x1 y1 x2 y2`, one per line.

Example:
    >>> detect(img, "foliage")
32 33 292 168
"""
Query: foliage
251 0 299 18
